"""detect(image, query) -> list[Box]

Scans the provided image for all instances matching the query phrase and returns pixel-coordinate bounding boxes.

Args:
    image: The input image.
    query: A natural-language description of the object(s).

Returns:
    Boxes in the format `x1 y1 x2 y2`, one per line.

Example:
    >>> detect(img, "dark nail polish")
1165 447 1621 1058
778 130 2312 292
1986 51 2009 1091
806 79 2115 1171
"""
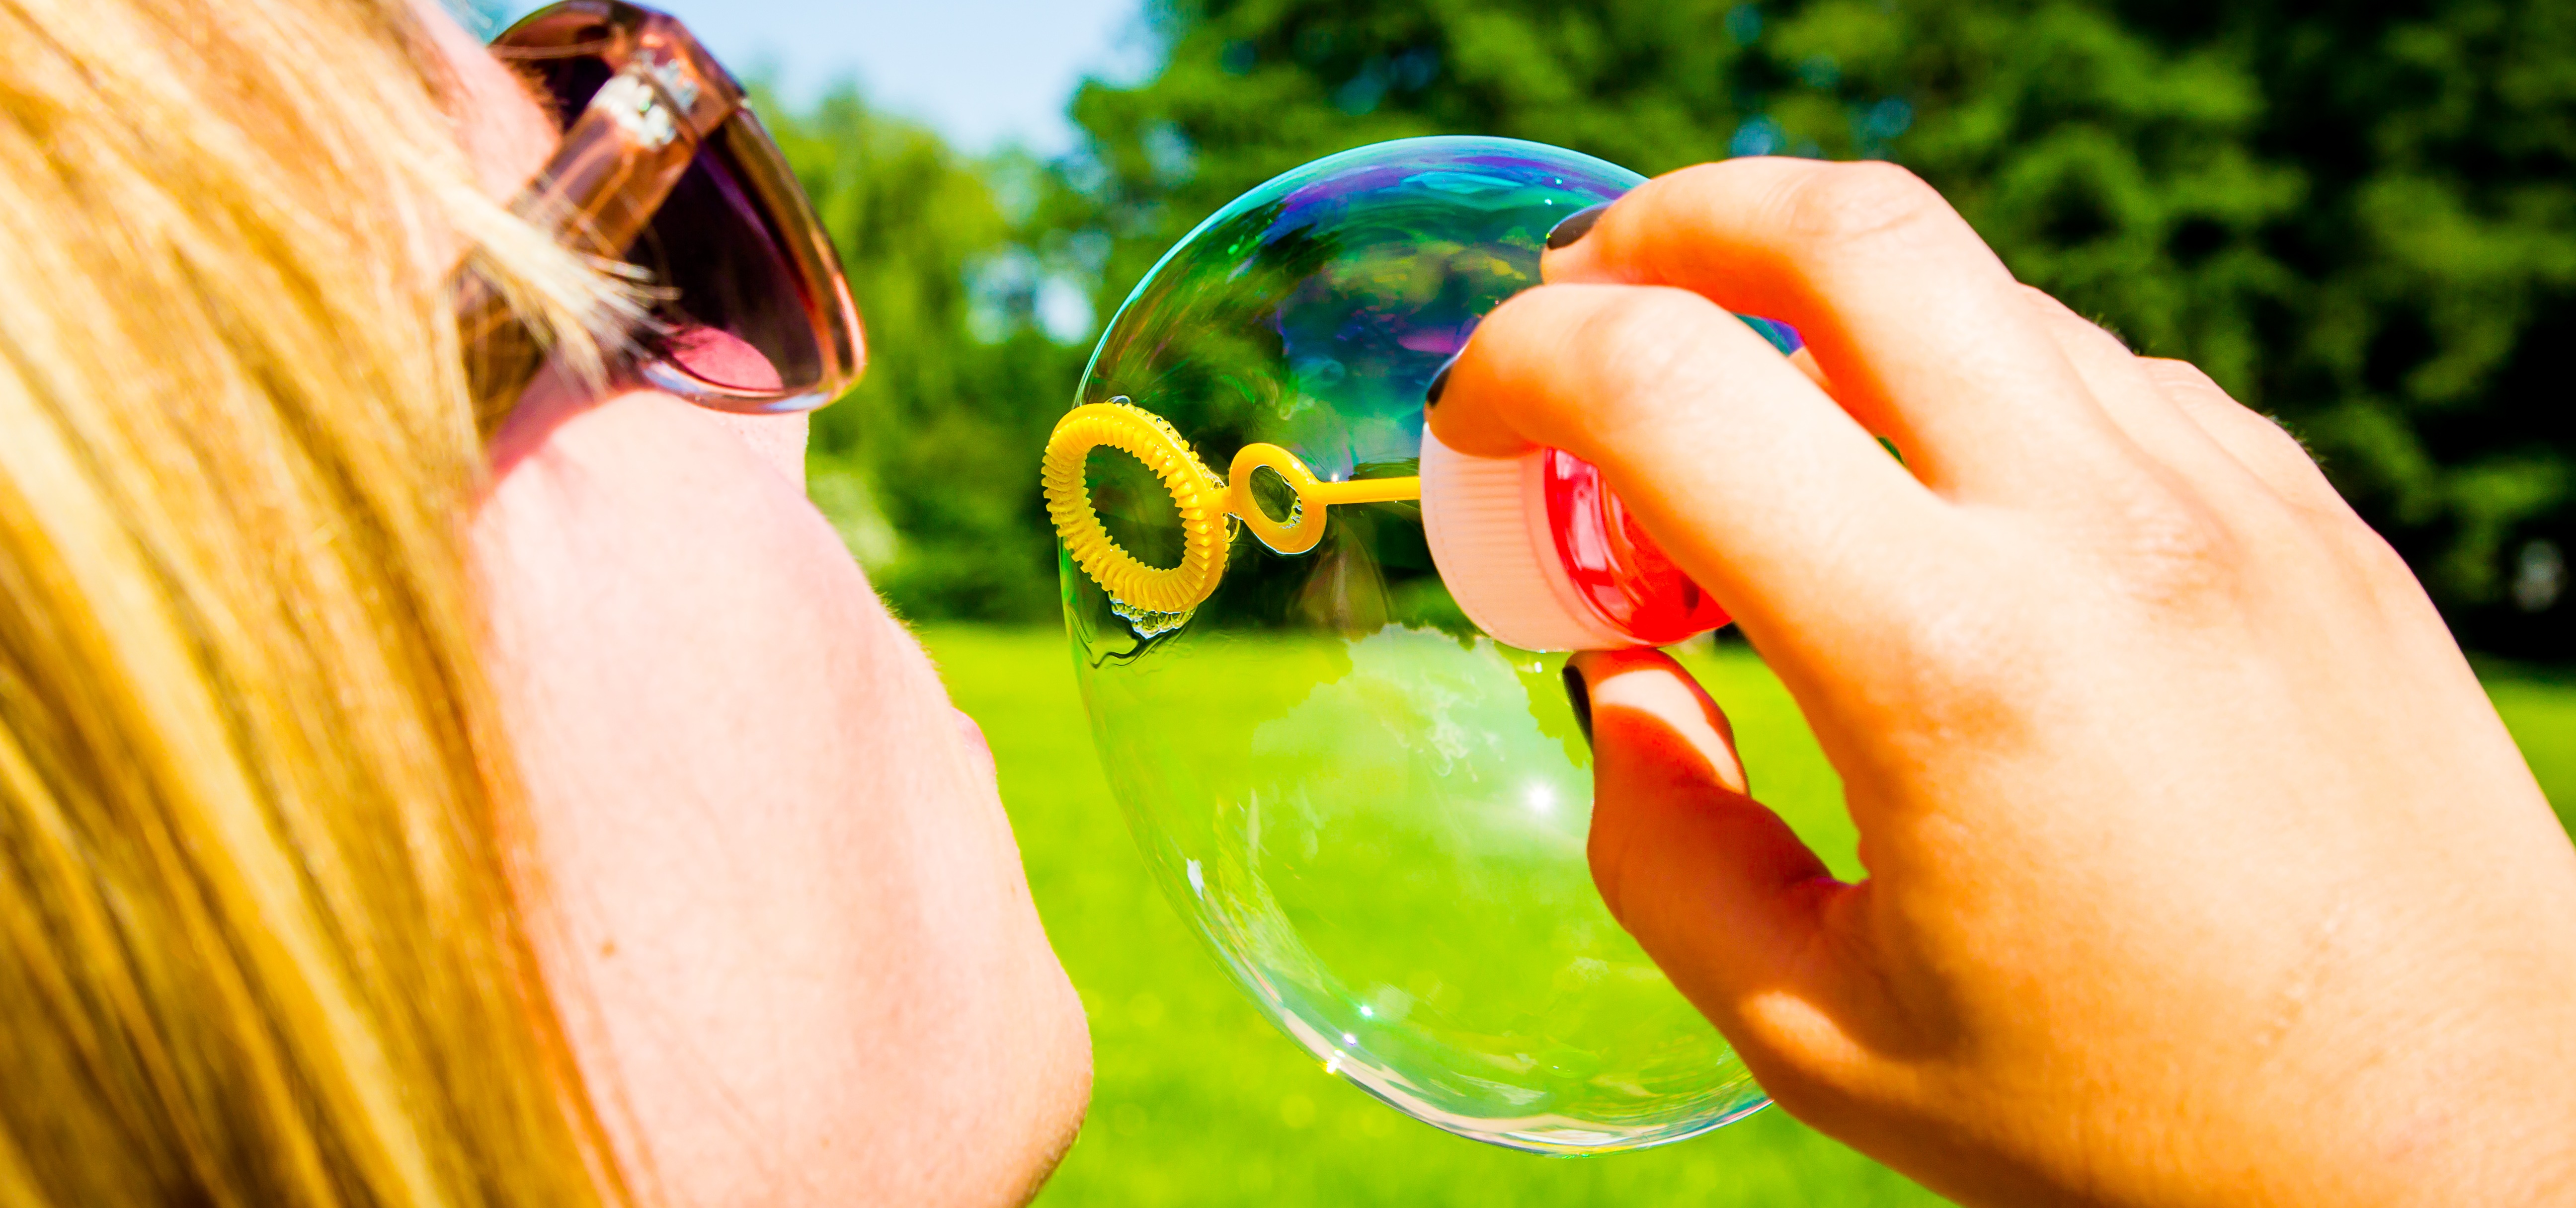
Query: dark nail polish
1423 355 1455 408
1562 664 1593 747
1546 202 1610 250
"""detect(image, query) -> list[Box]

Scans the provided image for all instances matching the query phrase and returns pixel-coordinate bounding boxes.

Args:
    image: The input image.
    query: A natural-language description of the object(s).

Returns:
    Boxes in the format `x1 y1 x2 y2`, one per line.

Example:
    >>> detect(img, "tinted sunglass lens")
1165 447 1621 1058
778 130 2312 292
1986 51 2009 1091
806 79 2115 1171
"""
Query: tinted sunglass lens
538 54 614 125
531 54 822 397
633 143 822 393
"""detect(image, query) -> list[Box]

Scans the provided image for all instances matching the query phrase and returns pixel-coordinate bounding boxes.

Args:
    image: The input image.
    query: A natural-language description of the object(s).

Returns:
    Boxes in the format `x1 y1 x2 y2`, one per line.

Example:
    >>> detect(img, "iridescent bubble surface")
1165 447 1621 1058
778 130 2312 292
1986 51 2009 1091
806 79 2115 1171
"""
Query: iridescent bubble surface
1061 136 1770 1152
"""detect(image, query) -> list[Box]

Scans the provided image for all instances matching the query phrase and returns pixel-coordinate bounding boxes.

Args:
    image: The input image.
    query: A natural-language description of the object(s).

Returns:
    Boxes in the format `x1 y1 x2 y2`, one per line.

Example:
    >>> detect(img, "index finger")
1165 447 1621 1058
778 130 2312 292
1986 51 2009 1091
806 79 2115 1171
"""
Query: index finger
1428 281 1947 647
1544 158 2144 509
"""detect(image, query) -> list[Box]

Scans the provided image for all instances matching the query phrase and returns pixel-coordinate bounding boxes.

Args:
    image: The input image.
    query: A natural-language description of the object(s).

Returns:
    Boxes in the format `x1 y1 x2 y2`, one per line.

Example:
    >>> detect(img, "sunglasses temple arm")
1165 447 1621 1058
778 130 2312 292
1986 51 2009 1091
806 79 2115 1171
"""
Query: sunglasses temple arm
458 59 727 430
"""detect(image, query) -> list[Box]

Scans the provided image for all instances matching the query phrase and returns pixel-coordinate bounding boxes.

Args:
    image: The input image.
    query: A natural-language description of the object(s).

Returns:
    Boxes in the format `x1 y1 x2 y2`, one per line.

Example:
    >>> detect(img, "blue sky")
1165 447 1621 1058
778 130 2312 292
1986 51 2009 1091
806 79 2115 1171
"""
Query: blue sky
491 0 1152 153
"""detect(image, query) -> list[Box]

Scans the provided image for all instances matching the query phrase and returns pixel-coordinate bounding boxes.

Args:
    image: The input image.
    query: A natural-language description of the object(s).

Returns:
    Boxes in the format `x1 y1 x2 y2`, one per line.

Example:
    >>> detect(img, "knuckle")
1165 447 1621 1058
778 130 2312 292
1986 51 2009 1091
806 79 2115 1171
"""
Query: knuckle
2082 455 2421 629
2240 501 2428 630
1584 286 1714 357
2324 512 2420 595
2155 376 2349 505
2020 285 2129 351
1572 288 1725 423
2244 419 2332 483
1774 161 1953 254
2007 481 2245 621
2104 492 2243 611
2140 356 2226 399
2013 282 2080 324
2171 387 2306 464
2227 408 2305 455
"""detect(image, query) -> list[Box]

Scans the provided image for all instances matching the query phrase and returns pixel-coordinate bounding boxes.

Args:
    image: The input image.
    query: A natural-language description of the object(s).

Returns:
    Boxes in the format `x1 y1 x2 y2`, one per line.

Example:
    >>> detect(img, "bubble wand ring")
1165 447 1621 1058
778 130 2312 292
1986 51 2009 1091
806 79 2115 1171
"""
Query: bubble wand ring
1043 398 1422 615
1043 400 1232 615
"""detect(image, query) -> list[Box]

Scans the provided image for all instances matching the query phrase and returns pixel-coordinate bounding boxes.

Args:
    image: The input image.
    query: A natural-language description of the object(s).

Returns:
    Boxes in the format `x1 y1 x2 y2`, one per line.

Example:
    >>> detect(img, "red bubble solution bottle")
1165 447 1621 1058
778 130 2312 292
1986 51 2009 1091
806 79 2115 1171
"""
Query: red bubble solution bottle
1421 432 1730 650
1418 313 1799 651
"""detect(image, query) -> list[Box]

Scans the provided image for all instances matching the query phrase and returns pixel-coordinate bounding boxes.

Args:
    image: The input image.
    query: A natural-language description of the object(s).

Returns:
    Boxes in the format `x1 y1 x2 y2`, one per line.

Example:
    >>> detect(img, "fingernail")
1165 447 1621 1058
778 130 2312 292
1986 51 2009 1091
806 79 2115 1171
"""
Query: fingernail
1546 202 1610 250
1424 353 1457 408
1562 664 1593 747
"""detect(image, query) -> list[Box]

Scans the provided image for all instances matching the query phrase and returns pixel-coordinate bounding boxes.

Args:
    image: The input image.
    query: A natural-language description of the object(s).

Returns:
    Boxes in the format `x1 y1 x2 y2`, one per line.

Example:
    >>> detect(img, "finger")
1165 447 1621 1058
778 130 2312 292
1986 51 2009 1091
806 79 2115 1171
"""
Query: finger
1788 345 1833 396
2011 287 2257 493
2137 358 2347 513
1570 650 1869 1081
1549 209 1836 403
1541 158 2143 506
1429 282 1946 639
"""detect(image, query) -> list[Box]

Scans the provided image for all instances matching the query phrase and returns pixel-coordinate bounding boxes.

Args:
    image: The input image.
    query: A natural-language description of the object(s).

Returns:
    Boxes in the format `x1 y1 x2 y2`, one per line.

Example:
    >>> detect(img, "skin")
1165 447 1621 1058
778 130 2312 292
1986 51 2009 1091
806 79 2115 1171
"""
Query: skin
427 8 1091 1206
1433 158 2576 1208
431 2 2573 1199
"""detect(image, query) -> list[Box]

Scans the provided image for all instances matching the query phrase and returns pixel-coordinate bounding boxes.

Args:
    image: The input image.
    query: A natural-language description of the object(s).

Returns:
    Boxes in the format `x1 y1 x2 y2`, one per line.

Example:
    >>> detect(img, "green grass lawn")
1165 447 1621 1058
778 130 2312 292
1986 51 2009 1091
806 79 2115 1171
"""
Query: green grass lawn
921 626 2576 1207
2491 676 2576 836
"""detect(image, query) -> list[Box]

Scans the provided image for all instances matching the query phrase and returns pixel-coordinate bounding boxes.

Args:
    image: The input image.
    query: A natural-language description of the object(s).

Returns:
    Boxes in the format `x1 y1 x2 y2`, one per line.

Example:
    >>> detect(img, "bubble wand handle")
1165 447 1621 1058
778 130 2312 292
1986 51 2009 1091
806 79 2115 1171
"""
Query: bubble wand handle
1224 442 1419 555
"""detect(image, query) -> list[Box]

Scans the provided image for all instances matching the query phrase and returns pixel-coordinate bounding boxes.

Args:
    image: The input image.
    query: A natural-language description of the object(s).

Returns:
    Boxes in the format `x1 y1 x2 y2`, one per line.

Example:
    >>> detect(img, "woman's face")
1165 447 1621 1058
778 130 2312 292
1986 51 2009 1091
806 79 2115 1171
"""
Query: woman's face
429 9 1090 1206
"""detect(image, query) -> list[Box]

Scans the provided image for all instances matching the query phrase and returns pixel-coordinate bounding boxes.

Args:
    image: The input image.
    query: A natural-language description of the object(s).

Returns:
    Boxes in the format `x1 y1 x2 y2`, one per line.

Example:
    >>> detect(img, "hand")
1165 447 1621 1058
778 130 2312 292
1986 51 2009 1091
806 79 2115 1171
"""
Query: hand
1430 158 2576 1208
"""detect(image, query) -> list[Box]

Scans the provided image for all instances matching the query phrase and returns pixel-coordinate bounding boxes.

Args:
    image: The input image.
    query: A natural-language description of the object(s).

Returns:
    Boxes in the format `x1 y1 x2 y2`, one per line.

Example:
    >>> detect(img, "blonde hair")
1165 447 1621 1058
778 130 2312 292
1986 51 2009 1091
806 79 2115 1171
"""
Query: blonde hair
0 0 629 1204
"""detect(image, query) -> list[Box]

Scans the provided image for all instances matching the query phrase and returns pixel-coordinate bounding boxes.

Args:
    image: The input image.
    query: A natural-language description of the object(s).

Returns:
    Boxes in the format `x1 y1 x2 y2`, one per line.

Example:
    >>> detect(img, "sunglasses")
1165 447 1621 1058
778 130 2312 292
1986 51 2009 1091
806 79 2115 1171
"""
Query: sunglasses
455 0 864 423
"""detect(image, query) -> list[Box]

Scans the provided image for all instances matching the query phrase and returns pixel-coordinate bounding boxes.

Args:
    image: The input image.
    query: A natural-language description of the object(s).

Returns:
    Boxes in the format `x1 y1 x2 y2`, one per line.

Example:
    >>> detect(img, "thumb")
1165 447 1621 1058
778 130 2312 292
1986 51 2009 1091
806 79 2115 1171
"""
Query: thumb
1570 649 1847 1044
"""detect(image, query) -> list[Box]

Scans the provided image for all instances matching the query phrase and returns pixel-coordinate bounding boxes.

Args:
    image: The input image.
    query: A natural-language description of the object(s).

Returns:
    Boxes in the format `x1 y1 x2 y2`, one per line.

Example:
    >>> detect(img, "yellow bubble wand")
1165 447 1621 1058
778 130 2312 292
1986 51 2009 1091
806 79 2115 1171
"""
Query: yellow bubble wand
1042 398 1421 616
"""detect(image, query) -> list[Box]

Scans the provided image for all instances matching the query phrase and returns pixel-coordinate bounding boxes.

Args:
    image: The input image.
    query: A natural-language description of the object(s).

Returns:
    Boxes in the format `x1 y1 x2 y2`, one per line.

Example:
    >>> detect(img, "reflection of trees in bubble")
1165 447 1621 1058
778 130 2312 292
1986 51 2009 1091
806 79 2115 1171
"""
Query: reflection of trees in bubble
1088 198 1331 443
1069 143 1626 640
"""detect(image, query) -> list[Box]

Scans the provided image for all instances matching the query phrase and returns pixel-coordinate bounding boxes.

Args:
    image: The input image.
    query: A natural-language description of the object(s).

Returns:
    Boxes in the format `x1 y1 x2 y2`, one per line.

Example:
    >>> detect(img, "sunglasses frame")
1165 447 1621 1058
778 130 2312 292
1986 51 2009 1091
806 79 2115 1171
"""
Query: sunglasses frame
459 0 864 420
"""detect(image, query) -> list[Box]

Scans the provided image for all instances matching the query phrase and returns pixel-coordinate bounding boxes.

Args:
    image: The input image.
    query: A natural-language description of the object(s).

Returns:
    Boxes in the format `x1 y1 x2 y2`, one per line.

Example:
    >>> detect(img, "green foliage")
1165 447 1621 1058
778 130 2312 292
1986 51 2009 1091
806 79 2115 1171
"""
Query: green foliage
763 88 1095 620
1057 0 2574 656
2241 0 2576 653
758 0 2573 654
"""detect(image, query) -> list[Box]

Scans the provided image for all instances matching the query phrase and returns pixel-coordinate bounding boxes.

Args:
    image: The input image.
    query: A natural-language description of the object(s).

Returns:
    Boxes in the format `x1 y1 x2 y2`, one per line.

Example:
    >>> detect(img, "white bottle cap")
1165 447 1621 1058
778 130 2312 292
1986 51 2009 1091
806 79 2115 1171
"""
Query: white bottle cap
1419 425 1631 652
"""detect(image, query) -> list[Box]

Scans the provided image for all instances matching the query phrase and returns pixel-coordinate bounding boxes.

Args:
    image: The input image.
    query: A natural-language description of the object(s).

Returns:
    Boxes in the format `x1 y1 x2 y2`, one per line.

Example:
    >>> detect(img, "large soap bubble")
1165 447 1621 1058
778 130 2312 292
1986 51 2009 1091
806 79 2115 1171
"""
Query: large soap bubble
1049 136 1773 1152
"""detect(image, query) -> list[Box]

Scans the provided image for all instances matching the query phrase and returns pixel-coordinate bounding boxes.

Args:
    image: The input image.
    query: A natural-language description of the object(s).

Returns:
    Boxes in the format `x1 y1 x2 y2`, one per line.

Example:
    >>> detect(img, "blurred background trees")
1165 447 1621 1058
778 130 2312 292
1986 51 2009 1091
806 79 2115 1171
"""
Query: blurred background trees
781 0 2574 660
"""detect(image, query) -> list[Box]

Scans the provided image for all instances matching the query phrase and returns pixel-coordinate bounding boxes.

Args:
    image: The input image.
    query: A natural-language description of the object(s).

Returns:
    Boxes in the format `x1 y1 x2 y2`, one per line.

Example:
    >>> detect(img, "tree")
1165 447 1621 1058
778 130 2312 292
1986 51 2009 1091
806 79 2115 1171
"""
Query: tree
1067 0 2575 658
763 88 1095 621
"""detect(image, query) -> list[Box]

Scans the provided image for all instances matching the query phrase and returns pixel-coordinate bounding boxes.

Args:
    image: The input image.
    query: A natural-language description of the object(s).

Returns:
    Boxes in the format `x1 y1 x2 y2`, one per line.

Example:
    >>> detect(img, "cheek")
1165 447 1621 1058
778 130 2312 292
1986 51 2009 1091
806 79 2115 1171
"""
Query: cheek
475 389 1085 1205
